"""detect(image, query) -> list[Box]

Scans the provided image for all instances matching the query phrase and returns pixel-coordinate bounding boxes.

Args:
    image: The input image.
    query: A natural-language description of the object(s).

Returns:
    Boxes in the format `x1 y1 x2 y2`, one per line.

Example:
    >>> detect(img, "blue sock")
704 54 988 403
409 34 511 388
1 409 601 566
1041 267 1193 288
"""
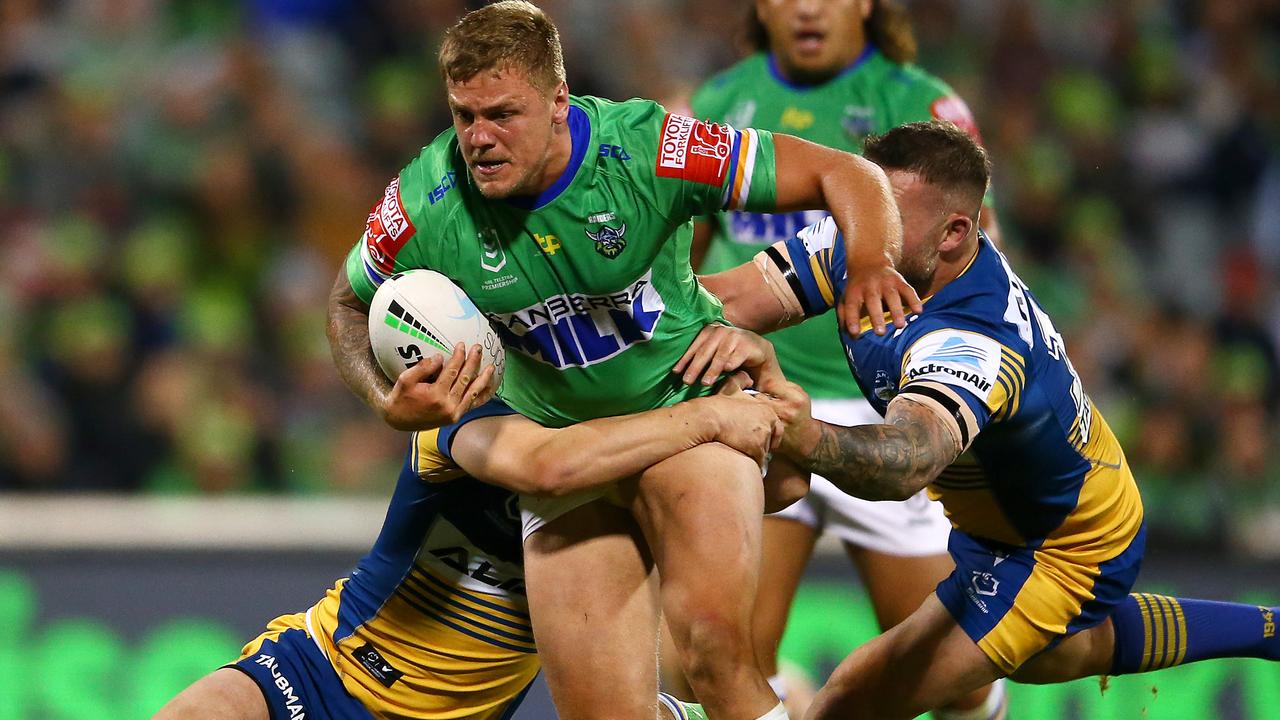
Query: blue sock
1111 592 1279 674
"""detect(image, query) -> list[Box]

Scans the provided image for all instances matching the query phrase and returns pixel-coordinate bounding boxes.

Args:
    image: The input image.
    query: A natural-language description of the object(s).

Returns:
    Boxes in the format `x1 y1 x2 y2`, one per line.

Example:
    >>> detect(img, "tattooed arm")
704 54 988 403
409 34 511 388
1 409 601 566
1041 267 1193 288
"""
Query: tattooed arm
765 382 963 502
327 269 492 431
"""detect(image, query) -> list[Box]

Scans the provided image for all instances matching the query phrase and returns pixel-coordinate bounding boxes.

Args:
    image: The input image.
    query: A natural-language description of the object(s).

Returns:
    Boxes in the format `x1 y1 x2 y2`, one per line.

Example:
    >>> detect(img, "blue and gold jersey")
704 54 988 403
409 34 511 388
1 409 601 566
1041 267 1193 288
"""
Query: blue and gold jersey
771 218 1143 555
241 401 539 720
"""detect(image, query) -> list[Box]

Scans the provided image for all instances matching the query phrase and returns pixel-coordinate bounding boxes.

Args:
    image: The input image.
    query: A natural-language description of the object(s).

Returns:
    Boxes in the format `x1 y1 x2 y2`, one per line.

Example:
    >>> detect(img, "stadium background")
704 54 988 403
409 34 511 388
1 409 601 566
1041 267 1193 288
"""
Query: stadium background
0 0 1277 717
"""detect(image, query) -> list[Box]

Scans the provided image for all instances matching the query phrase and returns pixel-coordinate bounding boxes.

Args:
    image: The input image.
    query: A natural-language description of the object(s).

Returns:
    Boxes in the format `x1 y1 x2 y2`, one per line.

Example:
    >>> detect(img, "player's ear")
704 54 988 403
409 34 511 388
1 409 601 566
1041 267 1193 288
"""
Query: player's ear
550 81 570 125
858 0 874 21
938 213 972 253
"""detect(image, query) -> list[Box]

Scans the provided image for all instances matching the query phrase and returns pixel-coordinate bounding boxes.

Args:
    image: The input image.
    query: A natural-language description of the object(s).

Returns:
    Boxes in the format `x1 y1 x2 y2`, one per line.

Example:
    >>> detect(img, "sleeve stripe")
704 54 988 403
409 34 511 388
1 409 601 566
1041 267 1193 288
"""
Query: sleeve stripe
899 383 972 448
808 254 836 307
720 127 743 209
764 245 815 316
725 128 758 210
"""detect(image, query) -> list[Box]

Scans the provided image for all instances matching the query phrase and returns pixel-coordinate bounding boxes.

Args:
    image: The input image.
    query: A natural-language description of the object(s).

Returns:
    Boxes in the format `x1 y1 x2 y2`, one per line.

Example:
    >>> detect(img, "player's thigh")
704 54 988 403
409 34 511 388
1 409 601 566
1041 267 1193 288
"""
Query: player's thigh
153 667 268 720
754 516 820 669
523 498 659 718
808 594 1003 720
629 441 764 573
846 543 954 631
1013 616 1117 684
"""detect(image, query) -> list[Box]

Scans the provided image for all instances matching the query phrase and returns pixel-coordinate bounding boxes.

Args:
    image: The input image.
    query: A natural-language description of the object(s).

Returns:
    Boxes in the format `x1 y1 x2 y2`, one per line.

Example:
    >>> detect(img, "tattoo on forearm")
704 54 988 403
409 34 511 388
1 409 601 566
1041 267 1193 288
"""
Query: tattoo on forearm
797 404 958 501
327 279 390 412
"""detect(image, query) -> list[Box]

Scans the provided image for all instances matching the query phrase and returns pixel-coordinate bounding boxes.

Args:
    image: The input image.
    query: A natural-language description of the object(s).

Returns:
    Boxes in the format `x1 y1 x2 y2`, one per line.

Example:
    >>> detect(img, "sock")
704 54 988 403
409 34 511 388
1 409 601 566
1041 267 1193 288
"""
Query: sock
765 673 789 703
1111 592 1280 674
754 702 789 720
933 677 1007 720
657 692 708 720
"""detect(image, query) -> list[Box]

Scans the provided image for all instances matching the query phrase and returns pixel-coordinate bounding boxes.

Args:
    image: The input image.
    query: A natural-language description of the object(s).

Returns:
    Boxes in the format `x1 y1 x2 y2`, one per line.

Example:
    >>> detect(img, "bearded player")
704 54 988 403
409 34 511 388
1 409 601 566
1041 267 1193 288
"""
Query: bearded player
325 3 917 719
684 3 1004 716
687 121 1280 719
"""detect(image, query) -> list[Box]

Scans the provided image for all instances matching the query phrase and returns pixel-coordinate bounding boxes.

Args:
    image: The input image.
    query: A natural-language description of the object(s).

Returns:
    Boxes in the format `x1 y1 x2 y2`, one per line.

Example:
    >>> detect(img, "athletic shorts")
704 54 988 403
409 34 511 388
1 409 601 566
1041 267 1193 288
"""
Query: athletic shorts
935 525 1147 674
230 626 373 720
769 398 952 557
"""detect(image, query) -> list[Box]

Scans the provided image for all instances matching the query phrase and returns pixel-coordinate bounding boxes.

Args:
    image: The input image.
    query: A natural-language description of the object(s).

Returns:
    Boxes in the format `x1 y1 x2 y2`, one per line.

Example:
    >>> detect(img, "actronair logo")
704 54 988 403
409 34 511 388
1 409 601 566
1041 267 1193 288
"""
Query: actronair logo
254 654 307 719
486 270 664 369
902 330 1001 401
384 300 449 353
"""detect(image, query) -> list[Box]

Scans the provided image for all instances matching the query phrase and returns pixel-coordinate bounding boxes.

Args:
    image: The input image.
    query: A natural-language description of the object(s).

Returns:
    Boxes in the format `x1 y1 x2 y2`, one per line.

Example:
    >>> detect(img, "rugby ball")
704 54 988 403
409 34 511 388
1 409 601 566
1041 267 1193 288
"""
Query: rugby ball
368 270 505 386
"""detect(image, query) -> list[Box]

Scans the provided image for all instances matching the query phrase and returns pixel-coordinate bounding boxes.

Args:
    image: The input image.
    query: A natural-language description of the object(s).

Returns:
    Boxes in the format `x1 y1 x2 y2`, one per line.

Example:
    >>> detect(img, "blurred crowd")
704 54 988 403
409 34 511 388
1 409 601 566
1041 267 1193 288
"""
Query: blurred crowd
0 0 1277 557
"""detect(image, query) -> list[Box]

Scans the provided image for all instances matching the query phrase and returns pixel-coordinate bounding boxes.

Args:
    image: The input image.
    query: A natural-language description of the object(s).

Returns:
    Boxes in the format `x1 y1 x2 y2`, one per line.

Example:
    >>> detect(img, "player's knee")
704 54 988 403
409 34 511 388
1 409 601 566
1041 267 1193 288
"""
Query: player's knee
677 610 754 688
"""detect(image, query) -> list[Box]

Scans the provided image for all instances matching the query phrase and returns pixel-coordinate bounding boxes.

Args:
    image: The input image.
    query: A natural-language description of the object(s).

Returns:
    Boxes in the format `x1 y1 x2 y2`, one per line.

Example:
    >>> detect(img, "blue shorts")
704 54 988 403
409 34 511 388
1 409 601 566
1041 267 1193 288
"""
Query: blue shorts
935 525 1146 674
229 628 374 720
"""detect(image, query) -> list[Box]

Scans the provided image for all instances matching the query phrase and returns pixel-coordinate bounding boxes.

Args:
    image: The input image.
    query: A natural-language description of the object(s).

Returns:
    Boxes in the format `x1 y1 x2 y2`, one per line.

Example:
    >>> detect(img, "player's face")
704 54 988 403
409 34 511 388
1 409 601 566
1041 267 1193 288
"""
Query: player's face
447 69 570 199
757 0 872 82
889 170 945 292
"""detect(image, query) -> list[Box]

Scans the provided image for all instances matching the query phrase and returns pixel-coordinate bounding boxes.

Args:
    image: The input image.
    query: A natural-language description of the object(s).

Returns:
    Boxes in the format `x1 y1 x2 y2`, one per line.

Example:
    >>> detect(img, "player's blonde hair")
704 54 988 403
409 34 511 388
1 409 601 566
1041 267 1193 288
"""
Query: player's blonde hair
438 1 566 96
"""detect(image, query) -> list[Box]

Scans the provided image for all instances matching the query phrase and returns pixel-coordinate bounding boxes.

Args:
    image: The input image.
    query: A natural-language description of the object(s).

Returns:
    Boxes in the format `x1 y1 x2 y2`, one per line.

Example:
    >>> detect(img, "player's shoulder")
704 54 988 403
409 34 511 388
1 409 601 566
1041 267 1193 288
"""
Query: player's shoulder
395 126 467 215
690 53 768 115
865 55 980 136
906 244 1032 356
577 94 666 133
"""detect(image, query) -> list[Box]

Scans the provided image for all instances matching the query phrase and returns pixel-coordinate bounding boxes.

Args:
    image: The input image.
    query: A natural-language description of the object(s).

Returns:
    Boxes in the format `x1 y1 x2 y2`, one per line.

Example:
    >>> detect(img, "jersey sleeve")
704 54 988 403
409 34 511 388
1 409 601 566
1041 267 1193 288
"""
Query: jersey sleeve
758 216 846 317
653 112 778 214
893 320 1028 449
345 170 422 305
411 399 518 483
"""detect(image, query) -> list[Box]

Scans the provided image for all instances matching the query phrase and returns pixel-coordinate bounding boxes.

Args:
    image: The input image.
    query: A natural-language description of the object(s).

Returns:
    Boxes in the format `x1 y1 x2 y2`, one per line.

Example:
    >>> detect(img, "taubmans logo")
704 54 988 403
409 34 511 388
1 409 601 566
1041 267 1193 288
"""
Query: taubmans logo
587 223 627 259
255 654 307 719
486 270 664 368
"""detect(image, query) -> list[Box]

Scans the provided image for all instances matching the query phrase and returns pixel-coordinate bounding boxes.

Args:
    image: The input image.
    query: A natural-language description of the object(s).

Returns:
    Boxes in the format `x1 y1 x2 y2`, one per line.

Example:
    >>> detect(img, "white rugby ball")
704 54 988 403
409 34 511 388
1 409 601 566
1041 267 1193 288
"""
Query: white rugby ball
368 270 505 386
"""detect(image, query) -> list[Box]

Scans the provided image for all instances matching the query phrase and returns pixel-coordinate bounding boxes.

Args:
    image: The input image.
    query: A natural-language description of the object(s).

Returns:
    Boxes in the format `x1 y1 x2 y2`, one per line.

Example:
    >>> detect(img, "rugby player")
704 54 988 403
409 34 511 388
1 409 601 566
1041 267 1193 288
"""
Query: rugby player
153 348 778 720
325 3 917 718
686 2 1003 715
687 120 1280 719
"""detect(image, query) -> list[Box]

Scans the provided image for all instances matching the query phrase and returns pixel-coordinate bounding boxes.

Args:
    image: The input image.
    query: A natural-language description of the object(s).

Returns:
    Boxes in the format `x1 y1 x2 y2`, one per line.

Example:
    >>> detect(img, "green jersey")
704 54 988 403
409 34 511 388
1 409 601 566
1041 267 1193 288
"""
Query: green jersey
346 95 777 426
691 48 982 399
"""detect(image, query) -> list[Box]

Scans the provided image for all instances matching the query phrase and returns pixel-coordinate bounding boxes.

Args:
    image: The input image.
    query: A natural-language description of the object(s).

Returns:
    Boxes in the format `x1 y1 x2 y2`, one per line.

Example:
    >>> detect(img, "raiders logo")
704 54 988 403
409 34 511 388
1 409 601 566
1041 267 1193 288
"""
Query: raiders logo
586 223 627 259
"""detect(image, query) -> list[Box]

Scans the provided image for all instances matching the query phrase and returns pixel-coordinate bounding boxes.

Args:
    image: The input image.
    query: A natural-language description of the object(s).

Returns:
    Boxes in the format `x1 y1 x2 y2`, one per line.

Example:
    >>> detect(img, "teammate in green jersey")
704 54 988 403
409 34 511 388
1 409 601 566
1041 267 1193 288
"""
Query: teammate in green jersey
683 2 1005 719
324 3 913 719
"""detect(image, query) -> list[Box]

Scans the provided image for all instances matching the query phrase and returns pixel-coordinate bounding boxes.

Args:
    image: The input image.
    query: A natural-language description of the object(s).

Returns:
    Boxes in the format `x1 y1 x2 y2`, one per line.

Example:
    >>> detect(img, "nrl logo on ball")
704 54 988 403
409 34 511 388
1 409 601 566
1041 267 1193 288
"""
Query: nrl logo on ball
587 223 627 259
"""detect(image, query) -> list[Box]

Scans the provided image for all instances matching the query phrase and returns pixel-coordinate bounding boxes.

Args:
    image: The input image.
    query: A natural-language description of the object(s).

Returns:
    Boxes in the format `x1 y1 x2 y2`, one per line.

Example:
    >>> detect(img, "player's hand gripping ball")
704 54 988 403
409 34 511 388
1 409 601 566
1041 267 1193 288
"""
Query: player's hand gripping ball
368 270 505 387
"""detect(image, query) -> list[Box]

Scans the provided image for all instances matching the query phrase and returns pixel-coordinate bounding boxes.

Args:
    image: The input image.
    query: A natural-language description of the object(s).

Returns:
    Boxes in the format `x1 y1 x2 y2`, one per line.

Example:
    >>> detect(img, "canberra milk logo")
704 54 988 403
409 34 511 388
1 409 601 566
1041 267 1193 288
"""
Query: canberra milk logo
903 330 1001 400
486 270 665 369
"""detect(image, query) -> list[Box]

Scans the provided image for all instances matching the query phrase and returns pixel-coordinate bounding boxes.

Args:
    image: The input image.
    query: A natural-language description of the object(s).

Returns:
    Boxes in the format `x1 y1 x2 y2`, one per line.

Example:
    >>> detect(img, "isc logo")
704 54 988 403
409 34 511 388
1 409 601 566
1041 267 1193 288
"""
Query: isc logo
598 144 631 161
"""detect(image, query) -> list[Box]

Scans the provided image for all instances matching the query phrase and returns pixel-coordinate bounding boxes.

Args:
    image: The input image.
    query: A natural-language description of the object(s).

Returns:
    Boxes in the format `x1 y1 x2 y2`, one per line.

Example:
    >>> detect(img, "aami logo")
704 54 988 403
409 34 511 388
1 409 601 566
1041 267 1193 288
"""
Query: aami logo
254 654 307 719
486 271 664 369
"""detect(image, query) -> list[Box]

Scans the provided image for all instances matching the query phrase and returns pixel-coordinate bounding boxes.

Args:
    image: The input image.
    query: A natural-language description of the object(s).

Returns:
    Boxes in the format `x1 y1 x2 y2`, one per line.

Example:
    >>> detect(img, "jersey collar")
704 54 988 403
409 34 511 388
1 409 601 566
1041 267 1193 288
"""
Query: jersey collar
507 104 591 211
766 44 877 90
